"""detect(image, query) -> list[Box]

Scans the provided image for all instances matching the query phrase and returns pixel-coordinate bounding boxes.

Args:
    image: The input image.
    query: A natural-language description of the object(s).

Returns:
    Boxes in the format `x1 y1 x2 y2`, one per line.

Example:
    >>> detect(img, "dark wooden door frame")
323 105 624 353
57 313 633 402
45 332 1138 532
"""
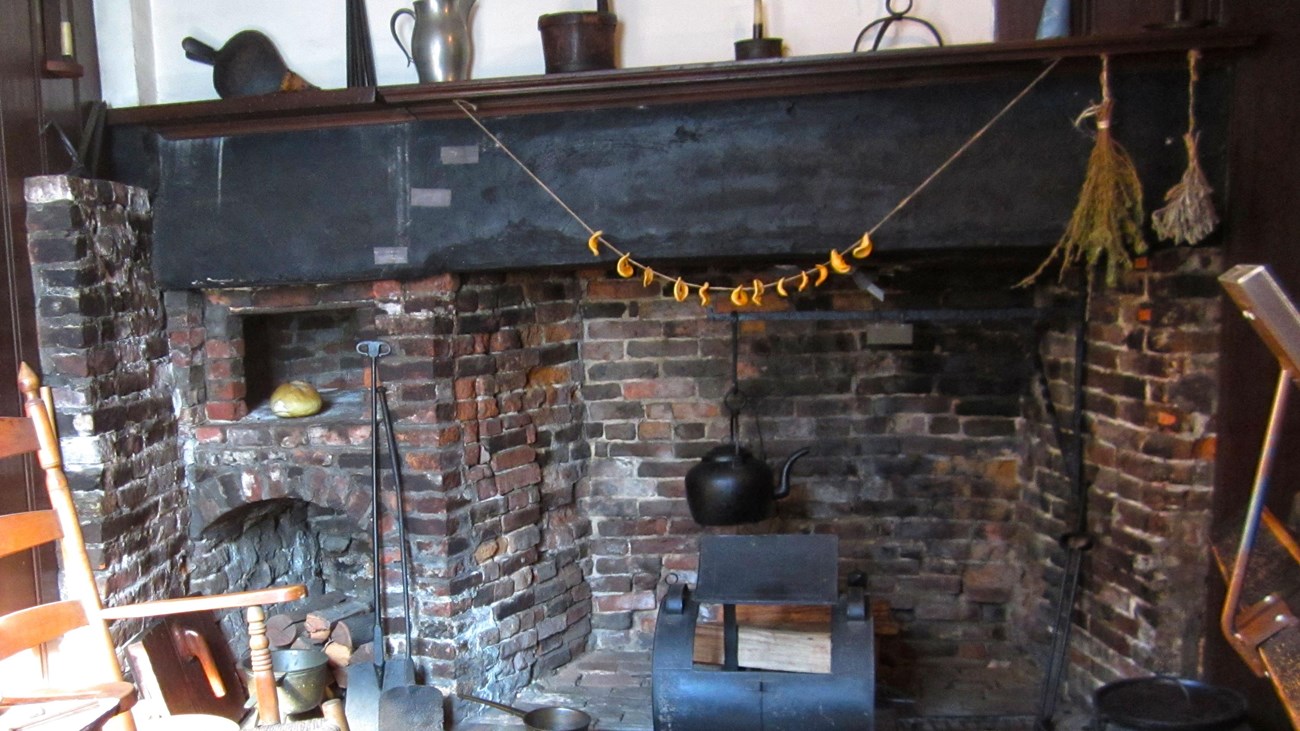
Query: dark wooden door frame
1 0 50 619
1206 2 1300 729
1 0 100 616
996 0 1226 40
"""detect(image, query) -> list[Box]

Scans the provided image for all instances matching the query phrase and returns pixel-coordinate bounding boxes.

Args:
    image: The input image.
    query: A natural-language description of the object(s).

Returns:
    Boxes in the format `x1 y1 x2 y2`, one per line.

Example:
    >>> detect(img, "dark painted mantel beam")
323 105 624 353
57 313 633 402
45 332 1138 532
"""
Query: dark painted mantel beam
105 31 1247 289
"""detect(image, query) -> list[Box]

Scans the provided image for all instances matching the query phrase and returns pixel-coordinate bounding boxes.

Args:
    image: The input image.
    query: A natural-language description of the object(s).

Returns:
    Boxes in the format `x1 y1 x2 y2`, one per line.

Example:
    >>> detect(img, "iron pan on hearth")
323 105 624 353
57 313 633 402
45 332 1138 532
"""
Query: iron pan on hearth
1093 677 1246 731
461 693 592 731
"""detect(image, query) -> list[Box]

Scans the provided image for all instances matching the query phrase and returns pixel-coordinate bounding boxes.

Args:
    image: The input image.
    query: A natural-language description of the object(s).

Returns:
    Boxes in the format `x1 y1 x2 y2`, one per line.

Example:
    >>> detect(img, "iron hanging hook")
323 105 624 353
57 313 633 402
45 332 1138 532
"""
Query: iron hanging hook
852 0 944 53
723 312 746 450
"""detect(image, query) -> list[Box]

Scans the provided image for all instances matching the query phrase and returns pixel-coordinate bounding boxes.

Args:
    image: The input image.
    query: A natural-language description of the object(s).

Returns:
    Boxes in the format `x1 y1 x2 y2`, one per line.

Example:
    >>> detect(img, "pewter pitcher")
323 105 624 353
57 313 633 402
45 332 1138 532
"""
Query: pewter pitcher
391 0 477 83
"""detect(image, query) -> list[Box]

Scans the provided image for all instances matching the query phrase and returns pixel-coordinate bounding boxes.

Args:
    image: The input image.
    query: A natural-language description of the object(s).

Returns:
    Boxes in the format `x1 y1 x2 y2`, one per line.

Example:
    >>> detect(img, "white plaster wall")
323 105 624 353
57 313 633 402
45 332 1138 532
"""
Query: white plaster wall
93 0 996 107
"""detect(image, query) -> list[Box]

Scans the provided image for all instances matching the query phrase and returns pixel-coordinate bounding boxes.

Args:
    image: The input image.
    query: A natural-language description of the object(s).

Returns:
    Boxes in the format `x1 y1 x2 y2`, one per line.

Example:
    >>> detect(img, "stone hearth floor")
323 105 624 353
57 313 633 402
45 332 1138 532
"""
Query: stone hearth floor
452 650 1092 730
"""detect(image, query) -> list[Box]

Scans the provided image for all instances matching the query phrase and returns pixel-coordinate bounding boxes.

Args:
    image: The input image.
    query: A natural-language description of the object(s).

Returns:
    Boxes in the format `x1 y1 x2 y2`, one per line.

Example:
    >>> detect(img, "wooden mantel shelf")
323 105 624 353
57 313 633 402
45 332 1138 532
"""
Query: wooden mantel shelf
107 28 1254 139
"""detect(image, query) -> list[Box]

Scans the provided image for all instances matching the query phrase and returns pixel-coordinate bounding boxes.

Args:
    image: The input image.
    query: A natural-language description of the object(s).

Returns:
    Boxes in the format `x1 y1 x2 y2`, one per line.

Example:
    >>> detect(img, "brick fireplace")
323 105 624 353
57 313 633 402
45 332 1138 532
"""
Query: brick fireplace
24 173 1222 714
166 272 593 694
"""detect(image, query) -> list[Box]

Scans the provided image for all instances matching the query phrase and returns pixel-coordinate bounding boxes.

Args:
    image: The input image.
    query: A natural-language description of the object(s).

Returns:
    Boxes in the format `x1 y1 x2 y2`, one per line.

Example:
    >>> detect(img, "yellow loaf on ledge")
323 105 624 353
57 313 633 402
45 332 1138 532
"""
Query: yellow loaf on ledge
270 381 323 418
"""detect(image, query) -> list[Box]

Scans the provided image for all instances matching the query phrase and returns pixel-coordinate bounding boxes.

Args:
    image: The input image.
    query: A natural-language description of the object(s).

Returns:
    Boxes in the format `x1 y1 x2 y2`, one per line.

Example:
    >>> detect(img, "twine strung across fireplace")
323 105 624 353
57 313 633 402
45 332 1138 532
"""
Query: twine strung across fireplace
452 57 1062 308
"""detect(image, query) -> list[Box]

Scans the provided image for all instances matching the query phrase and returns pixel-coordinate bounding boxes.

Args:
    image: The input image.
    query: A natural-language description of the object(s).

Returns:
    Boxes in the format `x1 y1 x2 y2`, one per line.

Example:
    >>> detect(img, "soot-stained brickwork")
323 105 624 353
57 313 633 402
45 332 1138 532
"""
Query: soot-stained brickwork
26 174 1224 707
24 175 184 644
163 273 590 699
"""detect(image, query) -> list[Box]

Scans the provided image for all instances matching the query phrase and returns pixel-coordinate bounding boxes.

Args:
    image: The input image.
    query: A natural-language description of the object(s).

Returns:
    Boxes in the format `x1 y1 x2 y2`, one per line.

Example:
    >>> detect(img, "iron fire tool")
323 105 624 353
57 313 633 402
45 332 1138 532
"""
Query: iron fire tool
348 341 444 731
345 0 377 87
1031 290 1092 731
852 0 943 53
345 340 390 731
375 377 444 730
460 694 592 731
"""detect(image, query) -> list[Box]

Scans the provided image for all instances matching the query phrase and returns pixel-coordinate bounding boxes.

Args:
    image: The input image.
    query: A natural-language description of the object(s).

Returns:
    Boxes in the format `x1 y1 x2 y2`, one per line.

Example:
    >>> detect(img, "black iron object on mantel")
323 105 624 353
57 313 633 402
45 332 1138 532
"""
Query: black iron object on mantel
735 0 782 60
853 0 943 52
181 31 317 99
346 0 377 87
538 0 617 74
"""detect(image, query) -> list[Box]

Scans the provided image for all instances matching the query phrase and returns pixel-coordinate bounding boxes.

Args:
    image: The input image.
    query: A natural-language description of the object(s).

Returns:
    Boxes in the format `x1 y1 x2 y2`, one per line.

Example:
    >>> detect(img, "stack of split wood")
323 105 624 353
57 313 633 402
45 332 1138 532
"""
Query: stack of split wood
264 592 376 686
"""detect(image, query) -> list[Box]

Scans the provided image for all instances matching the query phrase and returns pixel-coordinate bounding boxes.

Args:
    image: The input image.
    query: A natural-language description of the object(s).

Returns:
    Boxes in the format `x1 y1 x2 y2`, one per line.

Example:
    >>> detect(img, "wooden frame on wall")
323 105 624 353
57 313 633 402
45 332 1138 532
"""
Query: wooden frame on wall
996 0 1225 41
40 0 84 78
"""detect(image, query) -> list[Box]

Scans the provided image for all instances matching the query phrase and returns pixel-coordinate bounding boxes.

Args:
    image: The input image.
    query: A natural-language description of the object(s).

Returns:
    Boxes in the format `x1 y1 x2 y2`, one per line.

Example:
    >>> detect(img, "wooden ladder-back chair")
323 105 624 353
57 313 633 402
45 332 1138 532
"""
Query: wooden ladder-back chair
0 363 308 730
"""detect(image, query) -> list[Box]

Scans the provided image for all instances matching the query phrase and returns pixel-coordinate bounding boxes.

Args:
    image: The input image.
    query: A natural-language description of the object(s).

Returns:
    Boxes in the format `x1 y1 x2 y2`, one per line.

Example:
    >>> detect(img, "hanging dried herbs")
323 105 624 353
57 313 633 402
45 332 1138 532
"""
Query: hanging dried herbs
1152 50 1218 245
1020 55 1147 288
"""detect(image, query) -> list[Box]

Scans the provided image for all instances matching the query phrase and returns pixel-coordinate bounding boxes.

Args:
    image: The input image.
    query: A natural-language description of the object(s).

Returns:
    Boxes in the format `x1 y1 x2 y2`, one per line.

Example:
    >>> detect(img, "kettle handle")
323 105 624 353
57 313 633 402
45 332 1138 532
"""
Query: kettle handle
390 8 416 66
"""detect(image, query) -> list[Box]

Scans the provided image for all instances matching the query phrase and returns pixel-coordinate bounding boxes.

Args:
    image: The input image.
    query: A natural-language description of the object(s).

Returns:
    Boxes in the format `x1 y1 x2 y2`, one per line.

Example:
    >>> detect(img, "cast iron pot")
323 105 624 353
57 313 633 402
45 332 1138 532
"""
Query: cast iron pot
1093 677 1247 731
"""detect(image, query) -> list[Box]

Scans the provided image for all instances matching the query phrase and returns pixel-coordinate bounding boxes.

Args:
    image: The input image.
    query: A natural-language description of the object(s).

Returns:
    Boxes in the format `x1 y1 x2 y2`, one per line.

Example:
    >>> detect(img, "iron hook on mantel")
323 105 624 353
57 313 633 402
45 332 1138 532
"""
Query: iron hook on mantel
853 0 944 53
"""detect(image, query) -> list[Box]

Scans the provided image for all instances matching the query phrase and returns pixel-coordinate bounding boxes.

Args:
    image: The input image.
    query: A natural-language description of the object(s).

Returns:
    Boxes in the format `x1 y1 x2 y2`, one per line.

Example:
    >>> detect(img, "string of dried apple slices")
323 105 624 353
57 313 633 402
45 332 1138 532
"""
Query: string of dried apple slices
587 229 873 307
453 59 1058 309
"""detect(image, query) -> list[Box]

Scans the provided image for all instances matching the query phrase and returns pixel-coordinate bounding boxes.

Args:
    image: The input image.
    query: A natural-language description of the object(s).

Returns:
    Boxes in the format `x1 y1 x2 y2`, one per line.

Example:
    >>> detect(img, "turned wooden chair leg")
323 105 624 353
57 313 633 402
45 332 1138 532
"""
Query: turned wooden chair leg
247 605 281 725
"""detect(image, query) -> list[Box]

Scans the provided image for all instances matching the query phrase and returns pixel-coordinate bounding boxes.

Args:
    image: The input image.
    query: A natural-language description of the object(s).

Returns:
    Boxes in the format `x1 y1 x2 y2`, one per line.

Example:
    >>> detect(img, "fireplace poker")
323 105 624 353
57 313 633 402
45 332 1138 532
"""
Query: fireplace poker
346 340 392 731
377 384 414 688
1032 290 1093 731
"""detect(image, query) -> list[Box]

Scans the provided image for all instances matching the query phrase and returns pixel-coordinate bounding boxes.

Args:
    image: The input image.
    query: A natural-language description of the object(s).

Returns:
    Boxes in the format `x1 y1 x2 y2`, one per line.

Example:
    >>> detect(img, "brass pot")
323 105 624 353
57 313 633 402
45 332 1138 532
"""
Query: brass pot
244 649 330 715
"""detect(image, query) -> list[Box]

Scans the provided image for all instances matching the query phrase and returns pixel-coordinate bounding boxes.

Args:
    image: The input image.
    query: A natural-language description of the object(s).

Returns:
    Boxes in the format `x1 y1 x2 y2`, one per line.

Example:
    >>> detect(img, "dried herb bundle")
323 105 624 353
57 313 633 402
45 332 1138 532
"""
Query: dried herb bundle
1152 50 1218 245
1020 55 1147 288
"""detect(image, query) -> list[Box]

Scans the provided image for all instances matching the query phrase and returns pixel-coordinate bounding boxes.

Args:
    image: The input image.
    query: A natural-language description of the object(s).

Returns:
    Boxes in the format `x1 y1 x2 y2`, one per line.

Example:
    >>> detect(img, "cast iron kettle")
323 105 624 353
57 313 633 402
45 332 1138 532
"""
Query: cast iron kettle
686 443 810 525
685 313 810 526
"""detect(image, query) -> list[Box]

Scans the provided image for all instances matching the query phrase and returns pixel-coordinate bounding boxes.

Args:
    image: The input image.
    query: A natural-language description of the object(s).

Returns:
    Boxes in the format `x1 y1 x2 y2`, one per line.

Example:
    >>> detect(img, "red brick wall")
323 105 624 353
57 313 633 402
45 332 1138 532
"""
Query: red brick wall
579 258 1040 662
24 175 1225 700
163 272 590 698
578 249 1221 698
1022 248 1222 699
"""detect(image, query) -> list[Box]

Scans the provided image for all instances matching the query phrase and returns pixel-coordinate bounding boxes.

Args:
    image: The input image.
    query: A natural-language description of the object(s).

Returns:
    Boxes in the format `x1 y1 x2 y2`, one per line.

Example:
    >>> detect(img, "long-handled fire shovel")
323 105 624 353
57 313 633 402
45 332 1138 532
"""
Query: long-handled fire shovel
344 340 392 731
361 342 445 729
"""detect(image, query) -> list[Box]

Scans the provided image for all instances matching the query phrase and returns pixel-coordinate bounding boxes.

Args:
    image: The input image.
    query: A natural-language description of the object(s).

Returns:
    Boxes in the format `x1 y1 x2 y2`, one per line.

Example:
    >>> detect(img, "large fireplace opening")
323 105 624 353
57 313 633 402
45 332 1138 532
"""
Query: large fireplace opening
190 498 373 600
189 498 373 647
23 176 1228 729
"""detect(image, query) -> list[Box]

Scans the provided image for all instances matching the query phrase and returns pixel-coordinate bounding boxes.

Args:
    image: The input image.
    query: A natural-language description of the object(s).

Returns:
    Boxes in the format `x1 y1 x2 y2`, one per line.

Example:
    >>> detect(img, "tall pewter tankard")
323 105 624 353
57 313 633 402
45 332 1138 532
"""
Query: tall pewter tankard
391 0 477 83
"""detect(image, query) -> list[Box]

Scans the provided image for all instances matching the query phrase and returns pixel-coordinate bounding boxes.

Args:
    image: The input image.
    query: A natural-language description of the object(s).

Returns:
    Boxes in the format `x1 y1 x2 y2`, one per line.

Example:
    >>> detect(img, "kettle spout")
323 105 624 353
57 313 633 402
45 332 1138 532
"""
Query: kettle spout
773 447 811 499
